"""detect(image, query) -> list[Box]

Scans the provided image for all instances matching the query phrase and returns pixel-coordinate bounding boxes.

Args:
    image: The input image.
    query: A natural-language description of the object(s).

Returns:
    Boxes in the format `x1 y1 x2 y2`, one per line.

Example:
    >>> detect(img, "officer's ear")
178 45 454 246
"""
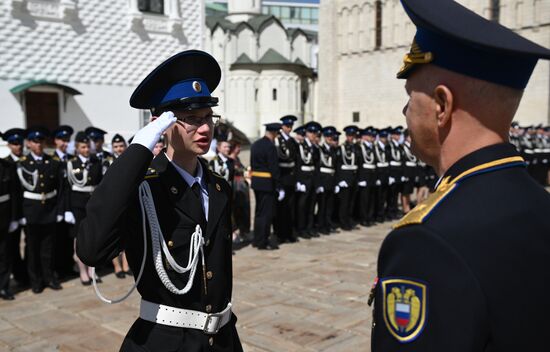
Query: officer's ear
433 84 453 129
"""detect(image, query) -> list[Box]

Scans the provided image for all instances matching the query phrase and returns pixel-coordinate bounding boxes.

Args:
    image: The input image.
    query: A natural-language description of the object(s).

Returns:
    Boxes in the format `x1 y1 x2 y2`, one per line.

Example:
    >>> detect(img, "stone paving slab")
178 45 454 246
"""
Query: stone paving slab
0 221 391 351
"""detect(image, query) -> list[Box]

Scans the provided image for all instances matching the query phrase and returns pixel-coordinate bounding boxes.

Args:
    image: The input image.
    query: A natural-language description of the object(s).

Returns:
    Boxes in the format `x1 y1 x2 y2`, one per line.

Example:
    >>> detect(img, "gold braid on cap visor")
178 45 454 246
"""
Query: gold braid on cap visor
397 39 434 78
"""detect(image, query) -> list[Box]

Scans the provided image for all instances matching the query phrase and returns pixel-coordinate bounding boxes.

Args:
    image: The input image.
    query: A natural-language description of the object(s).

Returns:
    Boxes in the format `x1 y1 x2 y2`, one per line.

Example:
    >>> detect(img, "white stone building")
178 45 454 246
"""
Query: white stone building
0 0 203 153
318 0 550 130
204 0 317 138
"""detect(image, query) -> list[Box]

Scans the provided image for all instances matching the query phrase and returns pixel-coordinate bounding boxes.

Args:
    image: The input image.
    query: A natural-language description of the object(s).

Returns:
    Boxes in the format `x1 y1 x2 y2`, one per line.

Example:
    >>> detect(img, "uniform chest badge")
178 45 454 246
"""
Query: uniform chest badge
381 278 427 343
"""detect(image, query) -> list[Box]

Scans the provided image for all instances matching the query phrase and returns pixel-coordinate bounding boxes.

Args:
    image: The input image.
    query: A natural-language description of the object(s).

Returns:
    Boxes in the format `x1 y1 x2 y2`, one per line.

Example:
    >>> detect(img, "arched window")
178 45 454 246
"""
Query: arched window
490 0 500 22
375 0 382 50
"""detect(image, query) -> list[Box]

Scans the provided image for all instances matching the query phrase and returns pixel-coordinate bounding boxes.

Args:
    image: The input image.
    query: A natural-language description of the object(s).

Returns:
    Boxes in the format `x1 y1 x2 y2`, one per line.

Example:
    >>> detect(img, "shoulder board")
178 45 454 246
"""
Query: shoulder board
19 156 27 162
212 171 224 179
144 167 159 179
52 155 61 161
394 179 457 229
69 156 78 162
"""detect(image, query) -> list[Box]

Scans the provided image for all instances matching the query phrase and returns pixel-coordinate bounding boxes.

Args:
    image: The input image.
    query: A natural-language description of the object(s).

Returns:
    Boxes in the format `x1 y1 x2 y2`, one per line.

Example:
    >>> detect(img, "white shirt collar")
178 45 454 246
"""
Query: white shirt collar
78 154 88 163
377 140 385 149
9 153 19 161
56 149 66 159
218 153 228 162
305 138 313 147
281 131 290 141
364 141 372 147
31 152 43 161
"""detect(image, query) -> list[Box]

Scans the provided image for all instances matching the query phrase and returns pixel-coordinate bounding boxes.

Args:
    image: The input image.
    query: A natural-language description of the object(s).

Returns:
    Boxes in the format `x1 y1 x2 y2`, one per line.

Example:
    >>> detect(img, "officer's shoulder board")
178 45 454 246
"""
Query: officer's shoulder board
144 167 159 180
19 156 27 162
52 155 61 162
394 178 457 229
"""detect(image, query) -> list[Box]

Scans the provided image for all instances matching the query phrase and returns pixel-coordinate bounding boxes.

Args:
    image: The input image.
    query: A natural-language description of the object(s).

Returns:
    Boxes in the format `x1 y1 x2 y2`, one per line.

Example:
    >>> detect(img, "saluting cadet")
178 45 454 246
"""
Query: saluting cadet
374 128 390 222
401 129 418 214
387 126 404 220
17 127 64 293
294 124 316 238
0 132 19 300
85 127 113 174
66 132 103 285
51 125 75 278
2 129 27 287
335 125 359 231
371 0 550 350
76 50 243 351
316 126 337 234
273 115 298 243
357 127 377 227
209 138 234 183
250 123 283 250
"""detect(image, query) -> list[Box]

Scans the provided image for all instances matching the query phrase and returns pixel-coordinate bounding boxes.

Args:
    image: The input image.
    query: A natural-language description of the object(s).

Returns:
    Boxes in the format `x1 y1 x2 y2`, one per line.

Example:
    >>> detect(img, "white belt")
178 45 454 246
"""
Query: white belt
140 299 232 334
524 149 535 154
23 190 57 201
390 161 402 167
405 161 417 167
301 165 315 172
341 165 358 171
377 162 389 168
362 164 376 169
72 185 95 193
534 149 543 153
0 194 10 203
320 167 335 174
279 162 295 168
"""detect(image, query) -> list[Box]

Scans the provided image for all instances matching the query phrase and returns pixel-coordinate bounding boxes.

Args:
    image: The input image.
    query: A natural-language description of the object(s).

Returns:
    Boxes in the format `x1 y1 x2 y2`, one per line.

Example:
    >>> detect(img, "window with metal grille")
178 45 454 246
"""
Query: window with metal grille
272 89 278 101
489 0 500 22
353 111 360 123
375 0 382 50
138 0 164 15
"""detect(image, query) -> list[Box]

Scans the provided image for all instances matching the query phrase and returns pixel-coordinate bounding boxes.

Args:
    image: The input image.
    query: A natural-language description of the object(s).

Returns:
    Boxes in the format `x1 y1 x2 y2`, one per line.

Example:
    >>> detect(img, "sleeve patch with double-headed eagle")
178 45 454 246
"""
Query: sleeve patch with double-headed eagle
381 277 428 343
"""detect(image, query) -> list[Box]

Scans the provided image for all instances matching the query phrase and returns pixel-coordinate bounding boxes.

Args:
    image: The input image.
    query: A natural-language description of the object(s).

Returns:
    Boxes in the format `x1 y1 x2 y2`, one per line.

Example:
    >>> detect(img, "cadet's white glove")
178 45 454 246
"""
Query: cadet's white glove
296 182 306 193
358 181 367 187
401 176 407 182
56 215 63 223
375 180 382 186
131 111 177 151
277 189 285 202
334 185 340 194
316 186 324 194
338 181 349 188
388 177 395 185
19 218 26 226
64 211 76 224
8 221 18 233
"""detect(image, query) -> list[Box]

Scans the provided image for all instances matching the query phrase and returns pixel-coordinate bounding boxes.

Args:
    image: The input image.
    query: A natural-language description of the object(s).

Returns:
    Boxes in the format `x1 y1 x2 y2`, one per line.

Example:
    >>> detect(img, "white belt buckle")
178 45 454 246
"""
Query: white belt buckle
204 312 223 334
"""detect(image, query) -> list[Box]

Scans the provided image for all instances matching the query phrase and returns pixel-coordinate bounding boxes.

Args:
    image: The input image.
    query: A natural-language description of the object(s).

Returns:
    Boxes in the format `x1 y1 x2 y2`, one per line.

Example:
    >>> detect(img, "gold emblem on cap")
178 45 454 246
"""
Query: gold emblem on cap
397 38 434 78
216 183 221 191
192 81 202 93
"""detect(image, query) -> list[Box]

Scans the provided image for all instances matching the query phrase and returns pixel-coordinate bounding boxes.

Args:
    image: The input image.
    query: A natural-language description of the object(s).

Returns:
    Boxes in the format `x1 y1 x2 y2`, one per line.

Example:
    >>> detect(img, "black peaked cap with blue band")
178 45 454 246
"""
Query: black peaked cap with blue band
25 127 50 141
398 0 550 89
130 50 221 114
52 125 74 140
85 127 107 140
280 115 298 126
322 126 337 137
294 126 306 136
3 128 25 144
264 123 282 132
305 121 322 133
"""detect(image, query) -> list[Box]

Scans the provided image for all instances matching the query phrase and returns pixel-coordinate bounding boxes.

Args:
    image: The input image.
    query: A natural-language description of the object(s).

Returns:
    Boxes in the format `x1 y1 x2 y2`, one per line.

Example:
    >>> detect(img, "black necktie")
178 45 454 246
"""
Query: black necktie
191 182 206 223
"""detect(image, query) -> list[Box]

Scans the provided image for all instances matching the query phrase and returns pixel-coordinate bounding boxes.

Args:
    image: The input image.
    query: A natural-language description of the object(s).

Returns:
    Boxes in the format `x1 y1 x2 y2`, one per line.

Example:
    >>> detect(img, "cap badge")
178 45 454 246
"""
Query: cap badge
192 81 202 93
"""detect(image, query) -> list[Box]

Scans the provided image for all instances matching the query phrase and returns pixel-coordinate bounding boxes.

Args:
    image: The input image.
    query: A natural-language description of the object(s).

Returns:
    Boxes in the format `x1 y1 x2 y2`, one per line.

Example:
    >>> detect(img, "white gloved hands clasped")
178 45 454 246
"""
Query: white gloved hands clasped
388 177 396 185
316 186 324 194
358 181 367 187
401 176 407 182
277 189 285 202
8 221 18 233
375 180 382 186
334 185 340 194
131 111 177 151
64 211 76 224
338 181 349 188
56 215 64 223
296 182 306 193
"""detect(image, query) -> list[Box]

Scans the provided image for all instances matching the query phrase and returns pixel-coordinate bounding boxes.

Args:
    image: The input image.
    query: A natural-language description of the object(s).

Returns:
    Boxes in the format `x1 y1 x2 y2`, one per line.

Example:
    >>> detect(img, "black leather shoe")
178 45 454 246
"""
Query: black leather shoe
32 286 44 294
94 277 103 284
115 271 126 279
80 279 92 286
46 281 63 290
0 289 14 300
257 244 279 250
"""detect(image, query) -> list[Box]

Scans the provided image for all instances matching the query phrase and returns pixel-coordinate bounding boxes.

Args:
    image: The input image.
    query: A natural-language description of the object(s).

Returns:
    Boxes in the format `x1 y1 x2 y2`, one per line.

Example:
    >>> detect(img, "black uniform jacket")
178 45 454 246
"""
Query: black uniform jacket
335 142 358 184
17 153 65 225
318 143 336 190
66 155 103 212
77 144 242 352
372 143 550 352
357 142 377 185
295 140 317 190
276 134 297 188
250 137 280 192
0 159 19 230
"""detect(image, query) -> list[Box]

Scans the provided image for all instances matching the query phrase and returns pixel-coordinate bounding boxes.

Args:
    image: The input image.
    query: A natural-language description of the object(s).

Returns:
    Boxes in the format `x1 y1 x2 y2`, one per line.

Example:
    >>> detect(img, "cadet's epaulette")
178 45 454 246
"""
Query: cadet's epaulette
393 178 457 229
19 156 27 162
69 156 78 162
52 155 61 162
144 167 159 179
212 171 224 179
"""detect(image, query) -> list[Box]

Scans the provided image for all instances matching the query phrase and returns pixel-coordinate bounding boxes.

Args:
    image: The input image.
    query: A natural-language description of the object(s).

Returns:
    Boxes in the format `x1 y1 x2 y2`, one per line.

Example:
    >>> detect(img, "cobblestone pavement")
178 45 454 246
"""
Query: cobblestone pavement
0 221 392 351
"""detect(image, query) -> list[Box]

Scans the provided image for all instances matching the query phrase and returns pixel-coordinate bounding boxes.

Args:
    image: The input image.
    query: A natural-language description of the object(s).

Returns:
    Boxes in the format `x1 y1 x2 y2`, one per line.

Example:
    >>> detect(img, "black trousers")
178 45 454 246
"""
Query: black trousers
375 185 388 221
0 229 12 290
7 227 27 284
338 187 353 228
315 191 330 231
295 191 312 233
54 222 74 277
253 190 275 247
387 183 401 217
307 191 317 232
359 186 376 223
274 185 295 240
26 223 57 288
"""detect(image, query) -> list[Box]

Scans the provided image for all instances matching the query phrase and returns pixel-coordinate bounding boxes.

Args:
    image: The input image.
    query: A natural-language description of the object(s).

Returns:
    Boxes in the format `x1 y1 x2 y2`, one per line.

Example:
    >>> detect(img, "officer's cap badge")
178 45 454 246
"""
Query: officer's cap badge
381 277 427 343
192 81 202 93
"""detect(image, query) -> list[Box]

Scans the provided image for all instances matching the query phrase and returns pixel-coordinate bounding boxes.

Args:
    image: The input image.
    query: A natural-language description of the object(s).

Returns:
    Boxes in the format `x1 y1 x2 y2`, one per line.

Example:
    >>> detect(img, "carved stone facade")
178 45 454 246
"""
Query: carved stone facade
318 0 550 130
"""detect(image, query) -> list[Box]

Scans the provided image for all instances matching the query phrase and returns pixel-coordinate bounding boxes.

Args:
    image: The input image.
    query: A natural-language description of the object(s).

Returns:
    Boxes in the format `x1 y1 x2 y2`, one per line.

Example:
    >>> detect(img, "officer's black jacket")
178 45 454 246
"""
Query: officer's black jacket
335 141 358 184
372 143 550 352
250 136 280 192
17 153 65 224
65 155 103 212
276 134 297 188
318 142 336 190
294 139 316 190
0 159 19 229
77 144 242 352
